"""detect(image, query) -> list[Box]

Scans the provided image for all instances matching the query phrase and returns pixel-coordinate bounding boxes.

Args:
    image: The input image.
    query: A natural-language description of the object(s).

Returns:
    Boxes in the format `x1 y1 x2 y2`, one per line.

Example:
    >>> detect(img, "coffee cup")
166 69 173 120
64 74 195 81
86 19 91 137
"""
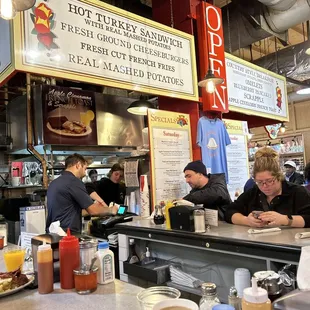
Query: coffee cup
153 298 198 310
11 176 21 187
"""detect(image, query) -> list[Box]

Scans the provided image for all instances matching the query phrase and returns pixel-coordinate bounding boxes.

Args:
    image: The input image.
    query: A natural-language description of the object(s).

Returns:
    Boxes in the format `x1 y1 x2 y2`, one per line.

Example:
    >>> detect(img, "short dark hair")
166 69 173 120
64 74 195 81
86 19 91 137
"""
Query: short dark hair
65 153 87 169
305 162 310 182
89 169 98 177
107 163 123 178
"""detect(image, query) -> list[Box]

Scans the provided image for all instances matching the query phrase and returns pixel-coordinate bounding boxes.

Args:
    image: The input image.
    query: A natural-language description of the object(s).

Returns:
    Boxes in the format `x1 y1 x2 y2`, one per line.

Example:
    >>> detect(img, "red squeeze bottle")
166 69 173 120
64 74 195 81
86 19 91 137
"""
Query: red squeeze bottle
59 229 80 289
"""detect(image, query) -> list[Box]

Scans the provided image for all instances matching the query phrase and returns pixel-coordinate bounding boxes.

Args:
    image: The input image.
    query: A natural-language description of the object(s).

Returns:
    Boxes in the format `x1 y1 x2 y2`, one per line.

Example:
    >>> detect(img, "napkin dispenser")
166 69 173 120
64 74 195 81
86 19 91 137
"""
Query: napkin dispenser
169 205 204 232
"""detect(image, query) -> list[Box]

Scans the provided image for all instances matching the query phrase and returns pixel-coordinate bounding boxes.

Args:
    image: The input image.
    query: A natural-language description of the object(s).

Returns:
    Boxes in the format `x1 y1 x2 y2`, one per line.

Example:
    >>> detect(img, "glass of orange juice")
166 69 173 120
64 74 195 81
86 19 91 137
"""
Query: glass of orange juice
3 246 26 272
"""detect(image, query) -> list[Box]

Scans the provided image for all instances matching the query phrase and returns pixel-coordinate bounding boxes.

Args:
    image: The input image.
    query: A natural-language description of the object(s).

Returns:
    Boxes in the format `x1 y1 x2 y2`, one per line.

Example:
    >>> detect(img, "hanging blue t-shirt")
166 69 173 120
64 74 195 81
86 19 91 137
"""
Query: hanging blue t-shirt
197 117 231 183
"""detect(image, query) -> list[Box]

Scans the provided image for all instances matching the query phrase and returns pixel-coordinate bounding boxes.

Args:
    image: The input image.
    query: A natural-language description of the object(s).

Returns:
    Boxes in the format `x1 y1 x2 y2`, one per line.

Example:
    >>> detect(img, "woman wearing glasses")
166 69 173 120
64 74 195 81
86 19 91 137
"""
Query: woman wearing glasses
225 147 310 228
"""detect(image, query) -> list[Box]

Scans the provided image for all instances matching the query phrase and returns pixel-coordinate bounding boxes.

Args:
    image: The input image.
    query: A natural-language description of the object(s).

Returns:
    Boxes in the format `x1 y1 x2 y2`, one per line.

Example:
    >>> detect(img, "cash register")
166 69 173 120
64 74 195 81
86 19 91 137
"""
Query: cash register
90 205 135 238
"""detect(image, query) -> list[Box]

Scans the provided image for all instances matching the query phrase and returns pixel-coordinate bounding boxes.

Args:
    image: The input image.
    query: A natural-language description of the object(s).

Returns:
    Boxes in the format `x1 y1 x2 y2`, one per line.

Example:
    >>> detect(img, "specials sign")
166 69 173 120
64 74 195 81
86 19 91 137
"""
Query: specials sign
196 2 228 113
226 53 289 121
148 109 192 207
14 0 198 101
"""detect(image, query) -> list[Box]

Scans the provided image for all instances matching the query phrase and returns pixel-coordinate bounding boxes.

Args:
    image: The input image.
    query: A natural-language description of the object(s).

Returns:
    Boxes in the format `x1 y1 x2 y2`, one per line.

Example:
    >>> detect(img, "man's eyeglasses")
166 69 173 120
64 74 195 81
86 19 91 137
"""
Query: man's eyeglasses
255 178 276 187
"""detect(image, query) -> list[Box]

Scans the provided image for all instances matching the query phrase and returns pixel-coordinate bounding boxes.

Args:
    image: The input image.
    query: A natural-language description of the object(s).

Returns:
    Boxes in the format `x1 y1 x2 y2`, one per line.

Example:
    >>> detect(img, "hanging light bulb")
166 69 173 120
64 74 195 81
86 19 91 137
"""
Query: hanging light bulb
198 69 224 94
279 122 286 133
0 0 16 20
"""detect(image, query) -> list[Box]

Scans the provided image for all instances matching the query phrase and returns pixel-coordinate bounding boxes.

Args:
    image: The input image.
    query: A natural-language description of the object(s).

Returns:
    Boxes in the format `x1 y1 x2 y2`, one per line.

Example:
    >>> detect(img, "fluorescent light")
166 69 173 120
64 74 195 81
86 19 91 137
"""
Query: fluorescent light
296 88 310 95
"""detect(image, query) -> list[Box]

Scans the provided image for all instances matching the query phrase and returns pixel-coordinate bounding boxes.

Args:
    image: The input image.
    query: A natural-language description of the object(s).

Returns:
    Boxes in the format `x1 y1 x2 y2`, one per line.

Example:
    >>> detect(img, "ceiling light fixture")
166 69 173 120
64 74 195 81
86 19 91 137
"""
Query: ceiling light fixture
127 96 154 115
0 0 35 20
279 122 286 133
296 88 310 95
198 22 224 93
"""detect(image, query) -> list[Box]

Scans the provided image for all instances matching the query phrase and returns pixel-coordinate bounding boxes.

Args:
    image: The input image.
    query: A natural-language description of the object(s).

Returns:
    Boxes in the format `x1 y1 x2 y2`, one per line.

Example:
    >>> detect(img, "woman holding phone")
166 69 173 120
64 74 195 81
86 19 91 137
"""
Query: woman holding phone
224 147 310 228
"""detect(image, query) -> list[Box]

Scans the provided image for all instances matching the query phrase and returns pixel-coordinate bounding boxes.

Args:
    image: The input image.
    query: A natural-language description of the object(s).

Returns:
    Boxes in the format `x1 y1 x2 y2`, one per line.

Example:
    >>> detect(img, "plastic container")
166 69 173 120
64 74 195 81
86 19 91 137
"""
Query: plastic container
37 241 53 294
242 277 272 310
59 229 80 289
73 267 98 294
234 268 251 298
137 286 181 310
96 241 115 284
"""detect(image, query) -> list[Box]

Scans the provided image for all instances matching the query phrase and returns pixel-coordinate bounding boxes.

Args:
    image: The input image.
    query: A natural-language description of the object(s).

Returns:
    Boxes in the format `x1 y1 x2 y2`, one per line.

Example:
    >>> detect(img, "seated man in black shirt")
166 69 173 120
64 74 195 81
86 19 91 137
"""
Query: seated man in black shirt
183 161 231 219
46 154 117 233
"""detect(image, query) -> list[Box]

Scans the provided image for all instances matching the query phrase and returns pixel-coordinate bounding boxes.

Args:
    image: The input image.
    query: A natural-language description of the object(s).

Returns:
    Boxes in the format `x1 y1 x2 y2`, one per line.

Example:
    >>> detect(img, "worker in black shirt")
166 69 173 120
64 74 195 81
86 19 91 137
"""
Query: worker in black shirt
86 163 126 206
46 154 117 233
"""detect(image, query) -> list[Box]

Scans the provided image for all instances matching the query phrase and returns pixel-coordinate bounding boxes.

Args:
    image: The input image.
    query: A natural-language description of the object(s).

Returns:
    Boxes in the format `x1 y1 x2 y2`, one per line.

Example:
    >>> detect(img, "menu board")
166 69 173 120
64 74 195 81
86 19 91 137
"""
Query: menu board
225 53 288 122
13 0 198 101
223 119 249 200
42 85 97 145
148 109 192 206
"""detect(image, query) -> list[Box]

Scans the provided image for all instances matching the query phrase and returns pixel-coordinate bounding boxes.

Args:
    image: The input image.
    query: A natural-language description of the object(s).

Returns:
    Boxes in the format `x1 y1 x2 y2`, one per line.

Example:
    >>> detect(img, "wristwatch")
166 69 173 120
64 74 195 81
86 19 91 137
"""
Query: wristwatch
287 214 293 226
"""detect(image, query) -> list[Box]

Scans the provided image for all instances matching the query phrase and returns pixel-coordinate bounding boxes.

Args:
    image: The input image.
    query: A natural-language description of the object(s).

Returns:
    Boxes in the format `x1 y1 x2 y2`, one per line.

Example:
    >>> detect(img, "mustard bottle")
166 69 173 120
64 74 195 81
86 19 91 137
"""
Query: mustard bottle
242 277 271 310
165 201 174 229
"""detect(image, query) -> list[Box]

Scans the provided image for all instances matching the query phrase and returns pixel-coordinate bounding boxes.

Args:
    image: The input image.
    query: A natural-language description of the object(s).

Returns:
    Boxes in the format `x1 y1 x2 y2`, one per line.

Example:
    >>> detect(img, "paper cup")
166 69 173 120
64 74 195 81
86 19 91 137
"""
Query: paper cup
153 298 198 310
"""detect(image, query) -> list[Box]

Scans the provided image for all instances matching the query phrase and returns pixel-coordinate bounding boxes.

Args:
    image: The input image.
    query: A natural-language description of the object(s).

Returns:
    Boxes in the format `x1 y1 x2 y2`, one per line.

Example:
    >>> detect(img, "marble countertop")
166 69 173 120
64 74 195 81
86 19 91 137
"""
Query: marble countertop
0 251 143 310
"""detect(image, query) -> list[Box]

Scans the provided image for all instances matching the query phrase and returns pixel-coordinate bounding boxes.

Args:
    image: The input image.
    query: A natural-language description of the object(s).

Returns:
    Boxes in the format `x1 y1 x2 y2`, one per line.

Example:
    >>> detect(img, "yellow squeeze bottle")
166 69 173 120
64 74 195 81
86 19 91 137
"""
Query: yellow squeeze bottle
165 201 174 229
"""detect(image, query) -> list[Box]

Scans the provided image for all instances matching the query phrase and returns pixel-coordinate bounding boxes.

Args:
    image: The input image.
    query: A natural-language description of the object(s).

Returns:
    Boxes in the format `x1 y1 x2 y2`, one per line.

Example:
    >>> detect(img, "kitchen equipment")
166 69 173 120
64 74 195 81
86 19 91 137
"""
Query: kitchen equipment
137 286 181 310
73 267 98 294
169 205 204 232
31 233 64 286
79 239 98 267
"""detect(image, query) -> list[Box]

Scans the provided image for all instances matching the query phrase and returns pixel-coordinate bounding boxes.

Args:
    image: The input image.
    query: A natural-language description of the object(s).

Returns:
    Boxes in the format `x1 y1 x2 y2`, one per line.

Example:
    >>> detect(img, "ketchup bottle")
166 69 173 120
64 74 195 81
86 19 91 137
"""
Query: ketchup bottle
59 229 80 289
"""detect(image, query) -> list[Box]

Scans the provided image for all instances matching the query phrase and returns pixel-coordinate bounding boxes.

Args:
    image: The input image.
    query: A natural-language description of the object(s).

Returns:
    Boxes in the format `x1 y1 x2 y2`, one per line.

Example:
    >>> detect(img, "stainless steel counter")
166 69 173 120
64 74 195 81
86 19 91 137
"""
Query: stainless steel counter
118 219 310 246
116 219 310 302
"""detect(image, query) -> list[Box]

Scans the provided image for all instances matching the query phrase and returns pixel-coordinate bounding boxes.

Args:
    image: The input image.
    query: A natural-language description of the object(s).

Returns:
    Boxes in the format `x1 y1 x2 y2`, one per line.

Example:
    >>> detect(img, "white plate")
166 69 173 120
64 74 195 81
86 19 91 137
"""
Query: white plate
47 122 92 137
0 275 34 298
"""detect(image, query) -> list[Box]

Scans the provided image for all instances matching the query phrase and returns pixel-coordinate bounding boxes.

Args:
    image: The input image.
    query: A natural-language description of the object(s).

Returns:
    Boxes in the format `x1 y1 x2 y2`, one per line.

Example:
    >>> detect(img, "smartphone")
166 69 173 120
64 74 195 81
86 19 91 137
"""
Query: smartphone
252 210 264 219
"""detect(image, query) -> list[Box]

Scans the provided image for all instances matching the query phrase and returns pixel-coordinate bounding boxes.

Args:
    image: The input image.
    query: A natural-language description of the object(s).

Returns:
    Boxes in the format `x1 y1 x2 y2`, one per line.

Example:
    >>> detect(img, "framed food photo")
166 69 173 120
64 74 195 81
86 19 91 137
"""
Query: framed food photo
41 85 98 145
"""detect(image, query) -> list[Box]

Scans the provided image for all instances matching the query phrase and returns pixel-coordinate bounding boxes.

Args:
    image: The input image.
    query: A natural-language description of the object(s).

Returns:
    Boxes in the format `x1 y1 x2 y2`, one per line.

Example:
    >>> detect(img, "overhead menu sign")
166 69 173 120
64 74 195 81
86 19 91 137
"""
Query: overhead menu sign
13 0 198 101
225 53 289 122
0 19 14 86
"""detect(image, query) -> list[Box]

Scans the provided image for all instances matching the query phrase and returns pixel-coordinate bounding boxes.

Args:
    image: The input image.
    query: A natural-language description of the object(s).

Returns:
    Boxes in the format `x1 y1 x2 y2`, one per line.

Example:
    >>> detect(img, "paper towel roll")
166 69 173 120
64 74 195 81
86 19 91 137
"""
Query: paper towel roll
140 175 150 217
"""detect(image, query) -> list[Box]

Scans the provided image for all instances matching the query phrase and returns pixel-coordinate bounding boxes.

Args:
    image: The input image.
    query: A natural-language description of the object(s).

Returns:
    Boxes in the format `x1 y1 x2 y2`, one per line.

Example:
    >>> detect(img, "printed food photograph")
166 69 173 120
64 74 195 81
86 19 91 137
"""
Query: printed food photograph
47 110 95 137
42 86 98 145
